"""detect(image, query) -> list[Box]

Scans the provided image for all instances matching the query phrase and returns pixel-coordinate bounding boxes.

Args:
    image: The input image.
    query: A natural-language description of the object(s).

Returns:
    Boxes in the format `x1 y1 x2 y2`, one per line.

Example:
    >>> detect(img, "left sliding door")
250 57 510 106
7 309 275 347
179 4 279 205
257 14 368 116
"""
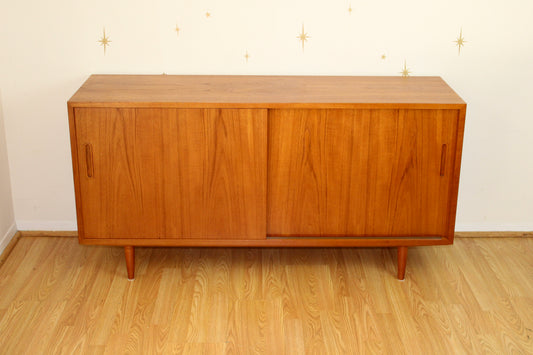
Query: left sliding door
74 108 267 240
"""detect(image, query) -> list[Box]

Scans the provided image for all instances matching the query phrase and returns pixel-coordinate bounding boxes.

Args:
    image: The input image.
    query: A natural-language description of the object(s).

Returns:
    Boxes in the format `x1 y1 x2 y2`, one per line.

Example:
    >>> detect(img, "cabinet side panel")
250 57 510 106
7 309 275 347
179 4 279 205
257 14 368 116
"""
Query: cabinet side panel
267 109 457 237
445 107 466 241
68 105 85 241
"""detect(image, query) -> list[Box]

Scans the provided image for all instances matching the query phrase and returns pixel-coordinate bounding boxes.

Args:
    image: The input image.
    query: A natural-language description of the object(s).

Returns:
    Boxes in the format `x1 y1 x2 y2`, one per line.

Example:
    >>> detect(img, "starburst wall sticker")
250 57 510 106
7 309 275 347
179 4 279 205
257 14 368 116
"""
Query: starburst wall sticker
455 28 466 55
400 60 411 77
98 28 111 54
297 24 310 52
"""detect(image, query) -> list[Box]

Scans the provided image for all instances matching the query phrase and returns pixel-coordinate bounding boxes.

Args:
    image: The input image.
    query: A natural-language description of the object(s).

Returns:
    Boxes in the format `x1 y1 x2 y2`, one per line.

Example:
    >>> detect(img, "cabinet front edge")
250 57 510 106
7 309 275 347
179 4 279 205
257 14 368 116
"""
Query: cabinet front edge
67 102 467 110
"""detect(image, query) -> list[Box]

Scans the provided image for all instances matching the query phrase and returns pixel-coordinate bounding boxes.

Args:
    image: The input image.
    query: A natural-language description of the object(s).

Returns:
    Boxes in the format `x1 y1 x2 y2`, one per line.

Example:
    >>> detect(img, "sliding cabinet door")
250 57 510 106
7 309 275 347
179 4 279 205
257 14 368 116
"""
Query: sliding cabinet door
267 109 458 237
74 107 266 239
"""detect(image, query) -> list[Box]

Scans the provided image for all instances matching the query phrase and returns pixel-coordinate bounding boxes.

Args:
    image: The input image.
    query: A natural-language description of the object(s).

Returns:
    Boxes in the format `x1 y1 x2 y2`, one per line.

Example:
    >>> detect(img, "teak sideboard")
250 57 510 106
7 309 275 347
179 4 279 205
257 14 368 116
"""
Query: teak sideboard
68 75 466 280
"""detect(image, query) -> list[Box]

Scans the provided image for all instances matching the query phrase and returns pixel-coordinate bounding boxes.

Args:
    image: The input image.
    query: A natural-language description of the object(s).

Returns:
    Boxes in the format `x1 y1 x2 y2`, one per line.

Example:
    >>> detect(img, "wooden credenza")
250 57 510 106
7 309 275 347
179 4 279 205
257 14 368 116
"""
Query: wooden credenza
68 75 466 280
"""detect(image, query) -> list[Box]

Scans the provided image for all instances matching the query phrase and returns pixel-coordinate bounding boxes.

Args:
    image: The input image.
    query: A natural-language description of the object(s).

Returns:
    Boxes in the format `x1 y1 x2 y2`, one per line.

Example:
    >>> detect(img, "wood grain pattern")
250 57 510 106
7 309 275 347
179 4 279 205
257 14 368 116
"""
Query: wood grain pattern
1 236 532 353
68 75 466 109
267 109 459 237
74 107 266 240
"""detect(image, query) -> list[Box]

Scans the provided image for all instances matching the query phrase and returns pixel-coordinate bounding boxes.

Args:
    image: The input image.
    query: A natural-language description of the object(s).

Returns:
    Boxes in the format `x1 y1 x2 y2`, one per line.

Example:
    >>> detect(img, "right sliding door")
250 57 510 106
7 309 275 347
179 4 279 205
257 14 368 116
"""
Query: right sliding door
267 109 459 237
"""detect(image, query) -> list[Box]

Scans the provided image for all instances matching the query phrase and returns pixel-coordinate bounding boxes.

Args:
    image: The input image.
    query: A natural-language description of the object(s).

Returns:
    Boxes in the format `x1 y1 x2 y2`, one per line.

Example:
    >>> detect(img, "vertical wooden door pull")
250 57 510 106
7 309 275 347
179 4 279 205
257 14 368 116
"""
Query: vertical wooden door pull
85 144 94 178
440 144 447 177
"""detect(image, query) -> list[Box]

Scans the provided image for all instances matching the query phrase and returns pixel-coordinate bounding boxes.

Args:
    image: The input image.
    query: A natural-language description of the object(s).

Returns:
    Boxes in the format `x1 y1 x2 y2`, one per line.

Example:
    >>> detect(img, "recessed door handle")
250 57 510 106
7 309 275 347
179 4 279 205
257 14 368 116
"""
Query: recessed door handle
85 144 94 178
440 144 447 177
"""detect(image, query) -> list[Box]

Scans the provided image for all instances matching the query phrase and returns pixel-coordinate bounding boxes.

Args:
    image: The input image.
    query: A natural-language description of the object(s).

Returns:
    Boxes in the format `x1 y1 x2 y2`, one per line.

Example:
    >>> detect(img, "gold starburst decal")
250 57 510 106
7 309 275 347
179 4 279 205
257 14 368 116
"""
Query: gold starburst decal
205 11 211 18
348 4 353 15
175 24 180 36
454 28 466 55
381 54 387 60
98 28 111 54
244 50 250 63
297 24 310 51
400 60 411 77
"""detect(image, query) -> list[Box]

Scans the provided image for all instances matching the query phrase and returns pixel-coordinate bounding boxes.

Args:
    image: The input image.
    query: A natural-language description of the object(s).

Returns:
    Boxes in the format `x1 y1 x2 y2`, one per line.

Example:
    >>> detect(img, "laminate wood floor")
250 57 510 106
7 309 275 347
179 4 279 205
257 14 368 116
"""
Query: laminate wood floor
0 236 532 354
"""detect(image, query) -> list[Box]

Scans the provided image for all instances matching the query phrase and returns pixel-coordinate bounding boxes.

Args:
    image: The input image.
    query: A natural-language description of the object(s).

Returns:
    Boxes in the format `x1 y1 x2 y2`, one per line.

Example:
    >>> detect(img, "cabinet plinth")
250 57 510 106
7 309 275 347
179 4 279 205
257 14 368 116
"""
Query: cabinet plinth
68 75 466 279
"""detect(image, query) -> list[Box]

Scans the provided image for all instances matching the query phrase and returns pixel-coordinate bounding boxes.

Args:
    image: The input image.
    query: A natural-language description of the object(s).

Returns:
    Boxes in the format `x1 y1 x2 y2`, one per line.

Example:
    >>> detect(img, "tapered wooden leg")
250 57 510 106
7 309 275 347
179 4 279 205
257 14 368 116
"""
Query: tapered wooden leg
124 246 135 280
397 246 408 280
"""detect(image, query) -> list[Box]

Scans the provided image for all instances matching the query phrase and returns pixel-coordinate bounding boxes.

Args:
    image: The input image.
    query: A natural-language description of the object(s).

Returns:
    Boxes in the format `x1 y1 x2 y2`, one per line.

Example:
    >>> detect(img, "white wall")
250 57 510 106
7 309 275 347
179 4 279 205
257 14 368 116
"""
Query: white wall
0 90 16 253
0 0 532 231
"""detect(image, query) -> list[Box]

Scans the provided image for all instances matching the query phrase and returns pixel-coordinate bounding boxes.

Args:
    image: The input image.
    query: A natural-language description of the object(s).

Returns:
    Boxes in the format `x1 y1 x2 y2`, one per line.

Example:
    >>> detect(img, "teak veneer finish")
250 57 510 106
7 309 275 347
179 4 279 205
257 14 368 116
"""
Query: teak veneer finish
74 107 266 240
68 75 466 280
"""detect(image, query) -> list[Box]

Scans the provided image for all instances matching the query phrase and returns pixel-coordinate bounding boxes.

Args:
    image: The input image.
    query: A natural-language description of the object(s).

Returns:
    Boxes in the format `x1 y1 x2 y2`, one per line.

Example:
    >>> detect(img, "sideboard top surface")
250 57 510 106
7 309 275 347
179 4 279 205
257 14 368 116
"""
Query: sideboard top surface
69 75 466 109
